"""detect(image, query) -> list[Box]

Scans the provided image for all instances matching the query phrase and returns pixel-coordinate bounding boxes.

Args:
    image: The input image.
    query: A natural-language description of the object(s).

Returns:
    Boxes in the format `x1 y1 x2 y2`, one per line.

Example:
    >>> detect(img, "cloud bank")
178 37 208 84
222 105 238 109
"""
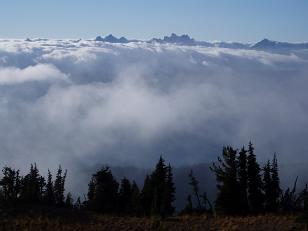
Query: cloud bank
0 64 68 85
0 39 308 193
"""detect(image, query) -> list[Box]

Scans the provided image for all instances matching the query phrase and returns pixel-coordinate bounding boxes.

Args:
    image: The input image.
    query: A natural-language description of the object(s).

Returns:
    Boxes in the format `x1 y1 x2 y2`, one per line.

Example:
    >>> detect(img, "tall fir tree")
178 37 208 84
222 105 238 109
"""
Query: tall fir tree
141 175 153 216
271 153 281 211
247 142 264 213
210 146 241 214
38 176 46 201
263 160 273 212
163 163 176 216
86 166 119 213
44 169 54 205
263 155 281 212
20 164 42 204
54 165 67 206
87 178 95 208
237 147 249 213
140 156 175 217
150 156 167 216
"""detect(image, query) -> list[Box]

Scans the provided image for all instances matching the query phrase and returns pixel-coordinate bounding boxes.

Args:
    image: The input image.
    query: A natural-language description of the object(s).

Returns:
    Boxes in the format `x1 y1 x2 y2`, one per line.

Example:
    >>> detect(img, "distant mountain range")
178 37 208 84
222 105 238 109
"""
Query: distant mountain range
251 38 308 50
94 33 308 50
95 34 129 43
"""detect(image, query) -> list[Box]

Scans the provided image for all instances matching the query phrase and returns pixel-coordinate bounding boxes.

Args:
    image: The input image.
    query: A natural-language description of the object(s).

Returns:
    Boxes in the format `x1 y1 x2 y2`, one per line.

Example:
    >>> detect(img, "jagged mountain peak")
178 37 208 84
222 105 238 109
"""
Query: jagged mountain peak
95 34 129 43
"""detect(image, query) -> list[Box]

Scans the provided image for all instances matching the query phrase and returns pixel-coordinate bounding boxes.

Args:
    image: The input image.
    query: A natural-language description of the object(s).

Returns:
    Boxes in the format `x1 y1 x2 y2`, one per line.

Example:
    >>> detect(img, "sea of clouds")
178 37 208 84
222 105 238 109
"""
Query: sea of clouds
0 39 308 193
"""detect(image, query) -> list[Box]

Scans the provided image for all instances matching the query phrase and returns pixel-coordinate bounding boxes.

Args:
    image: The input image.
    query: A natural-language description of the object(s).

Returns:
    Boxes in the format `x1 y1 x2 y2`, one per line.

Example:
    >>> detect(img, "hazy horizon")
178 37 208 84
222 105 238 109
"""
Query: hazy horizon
1 0 308 42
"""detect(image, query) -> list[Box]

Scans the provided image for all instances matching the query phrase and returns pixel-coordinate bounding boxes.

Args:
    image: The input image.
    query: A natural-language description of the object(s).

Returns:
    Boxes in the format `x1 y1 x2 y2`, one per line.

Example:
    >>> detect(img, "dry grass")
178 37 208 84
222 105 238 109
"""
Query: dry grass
0 214 306 231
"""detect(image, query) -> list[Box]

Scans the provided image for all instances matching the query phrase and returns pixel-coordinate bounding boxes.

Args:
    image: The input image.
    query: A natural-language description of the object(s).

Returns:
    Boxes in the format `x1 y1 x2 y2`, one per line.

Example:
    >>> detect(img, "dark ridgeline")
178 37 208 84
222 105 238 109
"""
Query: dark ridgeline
0 143 308 218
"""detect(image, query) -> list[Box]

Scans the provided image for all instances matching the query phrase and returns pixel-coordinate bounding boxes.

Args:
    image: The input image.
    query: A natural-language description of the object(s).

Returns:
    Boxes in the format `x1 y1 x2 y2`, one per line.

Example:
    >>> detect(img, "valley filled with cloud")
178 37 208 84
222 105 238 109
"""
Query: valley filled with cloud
0 38 308 194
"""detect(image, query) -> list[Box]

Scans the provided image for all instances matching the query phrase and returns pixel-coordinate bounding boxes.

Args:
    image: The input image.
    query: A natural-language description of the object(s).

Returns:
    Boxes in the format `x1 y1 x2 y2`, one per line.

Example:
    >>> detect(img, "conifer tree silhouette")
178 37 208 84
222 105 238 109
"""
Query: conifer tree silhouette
263 160 272 211
164 163 175 216
237 146 249 213
210 146 241 214
271 153 281 211
0 167 21 204
44 169 54 205
20 164 42 204
54 165 67 206
86 166 119 213
150 156 167 216
141 174 153 216
247 142 264 213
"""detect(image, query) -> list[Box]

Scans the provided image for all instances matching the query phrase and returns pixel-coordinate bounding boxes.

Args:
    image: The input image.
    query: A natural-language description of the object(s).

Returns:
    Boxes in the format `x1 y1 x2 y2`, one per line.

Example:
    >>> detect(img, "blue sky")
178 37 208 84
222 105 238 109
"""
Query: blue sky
0 0 307 42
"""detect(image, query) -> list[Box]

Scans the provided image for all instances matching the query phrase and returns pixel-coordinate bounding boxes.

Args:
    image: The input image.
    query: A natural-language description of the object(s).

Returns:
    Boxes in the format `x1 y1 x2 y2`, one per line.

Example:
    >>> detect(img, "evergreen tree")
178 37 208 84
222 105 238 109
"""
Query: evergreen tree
237 147 249 213
263 154 281 212
163 163 176 216
140 156 175 217
263 160 272 212
87 178 95 208
54 165 67 206
20 164 42 204
86 166 119 213
247 142 264 213
141 175 153 216
271 153 281 211
44 169 54 205
0 167 21 204
210 146 241 214
39 176 46 201
150 156 167 216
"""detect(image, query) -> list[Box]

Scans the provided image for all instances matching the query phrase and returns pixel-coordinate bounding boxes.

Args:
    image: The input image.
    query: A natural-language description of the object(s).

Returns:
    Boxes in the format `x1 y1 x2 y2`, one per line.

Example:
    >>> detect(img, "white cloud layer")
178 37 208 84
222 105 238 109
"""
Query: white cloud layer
0 64 68 85
0 39 308 193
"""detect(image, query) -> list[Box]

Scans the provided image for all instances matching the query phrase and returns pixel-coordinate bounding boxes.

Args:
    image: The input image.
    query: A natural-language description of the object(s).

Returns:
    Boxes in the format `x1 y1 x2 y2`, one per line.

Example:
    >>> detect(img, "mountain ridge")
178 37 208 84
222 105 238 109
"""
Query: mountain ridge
92 33 308 50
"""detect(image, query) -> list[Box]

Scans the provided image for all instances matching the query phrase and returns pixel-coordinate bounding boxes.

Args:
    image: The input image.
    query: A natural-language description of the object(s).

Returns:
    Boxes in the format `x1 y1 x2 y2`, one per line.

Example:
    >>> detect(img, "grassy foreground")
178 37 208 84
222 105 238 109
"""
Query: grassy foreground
0 214 307 231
